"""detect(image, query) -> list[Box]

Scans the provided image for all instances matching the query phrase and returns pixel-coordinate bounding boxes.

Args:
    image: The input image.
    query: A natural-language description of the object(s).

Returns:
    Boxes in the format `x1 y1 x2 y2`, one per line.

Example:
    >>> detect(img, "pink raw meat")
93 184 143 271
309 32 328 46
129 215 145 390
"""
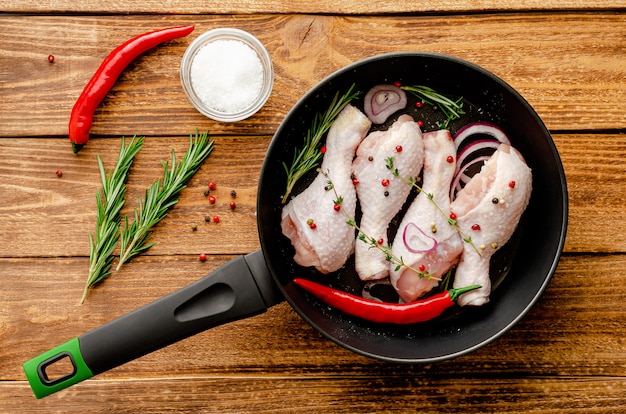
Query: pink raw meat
352 115 424 280
281 105 372 273
450 144 532 306
390 130 464 302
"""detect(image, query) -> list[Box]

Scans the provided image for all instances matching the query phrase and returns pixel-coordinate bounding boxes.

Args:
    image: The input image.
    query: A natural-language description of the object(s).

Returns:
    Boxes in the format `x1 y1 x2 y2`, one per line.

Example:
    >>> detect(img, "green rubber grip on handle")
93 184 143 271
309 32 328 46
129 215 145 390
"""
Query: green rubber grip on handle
23 337 94 399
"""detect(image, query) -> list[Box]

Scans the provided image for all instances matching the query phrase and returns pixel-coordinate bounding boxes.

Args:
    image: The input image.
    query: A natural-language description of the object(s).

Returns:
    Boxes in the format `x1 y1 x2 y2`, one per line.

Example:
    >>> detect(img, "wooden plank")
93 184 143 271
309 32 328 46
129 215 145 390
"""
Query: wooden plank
4 0 626 14
1 376 625 413
1 13 624 137
0 133 624 258
2 254 625 381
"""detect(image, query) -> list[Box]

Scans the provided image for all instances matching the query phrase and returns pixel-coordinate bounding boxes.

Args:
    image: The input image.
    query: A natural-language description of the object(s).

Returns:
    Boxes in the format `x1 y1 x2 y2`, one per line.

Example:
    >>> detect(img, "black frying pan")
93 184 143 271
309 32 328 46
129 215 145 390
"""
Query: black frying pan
23 52 568 399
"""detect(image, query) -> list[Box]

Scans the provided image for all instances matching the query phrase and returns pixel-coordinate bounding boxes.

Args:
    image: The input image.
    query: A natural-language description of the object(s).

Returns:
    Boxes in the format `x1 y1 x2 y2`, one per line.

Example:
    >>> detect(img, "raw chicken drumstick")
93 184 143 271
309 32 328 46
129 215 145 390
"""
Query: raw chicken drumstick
352 115 424 280
281 105 372 273
450 144 532 306
390 130 463 302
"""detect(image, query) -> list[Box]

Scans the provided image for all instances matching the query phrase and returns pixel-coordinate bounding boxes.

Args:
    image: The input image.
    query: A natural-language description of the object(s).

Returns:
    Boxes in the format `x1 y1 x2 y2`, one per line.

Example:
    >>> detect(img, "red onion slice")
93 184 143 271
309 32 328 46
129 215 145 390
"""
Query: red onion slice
403 222 437 253
453 121 511 151
456 139 501 173
450 155 491 200
363 84 408 124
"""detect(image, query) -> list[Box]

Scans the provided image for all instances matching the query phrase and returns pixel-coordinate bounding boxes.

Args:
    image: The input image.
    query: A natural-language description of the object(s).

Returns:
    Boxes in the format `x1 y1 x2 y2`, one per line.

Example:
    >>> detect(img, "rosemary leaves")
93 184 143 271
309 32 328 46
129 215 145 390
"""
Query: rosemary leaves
81 130 214 303
116 130 214 270
281 84 361 203
81 136 144 304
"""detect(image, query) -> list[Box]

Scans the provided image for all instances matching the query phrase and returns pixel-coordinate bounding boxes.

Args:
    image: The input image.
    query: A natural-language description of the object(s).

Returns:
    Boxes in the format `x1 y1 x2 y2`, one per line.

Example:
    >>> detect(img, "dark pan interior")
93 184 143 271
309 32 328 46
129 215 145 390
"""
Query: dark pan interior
257 53 568 362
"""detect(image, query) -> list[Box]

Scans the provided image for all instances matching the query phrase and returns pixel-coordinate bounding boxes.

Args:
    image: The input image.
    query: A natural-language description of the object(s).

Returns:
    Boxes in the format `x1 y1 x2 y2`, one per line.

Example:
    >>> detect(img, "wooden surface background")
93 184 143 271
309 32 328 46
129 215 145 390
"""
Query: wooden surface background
1 2 625 413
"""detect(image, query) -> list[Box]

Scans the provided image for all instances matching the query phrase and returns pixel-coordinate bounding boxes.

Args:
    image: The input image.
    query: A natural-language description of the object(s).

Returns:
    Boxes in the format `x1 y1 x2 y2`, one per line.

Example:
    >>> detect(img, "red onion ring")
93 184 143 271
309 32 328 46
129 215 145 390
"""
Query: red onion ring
453 121 511 151
450 155 491 200
363 84 408 124
456 139 501 173
403 222 437 253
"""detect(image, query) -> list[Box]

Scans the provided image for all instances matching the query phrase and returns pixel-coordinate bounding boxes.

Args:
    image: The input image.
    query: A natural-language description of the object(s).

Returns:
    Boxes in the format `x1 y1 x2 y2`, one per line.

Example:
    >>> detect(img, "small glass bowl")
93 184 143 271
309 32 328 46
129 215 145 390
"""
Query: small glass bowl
180 28 274 122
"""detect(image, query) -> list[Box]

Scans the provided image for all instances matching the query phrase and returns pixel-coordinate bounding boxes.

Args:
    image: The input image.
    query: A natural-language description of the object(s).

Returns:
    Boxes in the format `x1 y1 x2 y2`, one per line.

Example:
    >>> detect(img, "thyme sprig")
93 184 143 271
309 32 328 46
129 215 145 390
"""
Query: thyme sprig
281 84 361 204
401 85 465 128
81 136 144 304
319 169 439 282
385 156 481 256
116 130 214 270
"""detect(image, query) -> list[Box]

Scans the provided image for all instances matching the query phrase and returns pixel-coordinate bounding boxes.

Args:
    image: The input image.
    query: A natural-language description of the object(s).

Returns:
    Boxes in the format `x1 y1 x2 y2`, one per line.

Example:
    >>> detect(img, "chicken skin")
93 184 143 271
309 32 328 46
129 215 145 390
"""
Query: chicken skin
450 144 532 306
352 115 424 280
281 105 372 273
390 130 464 302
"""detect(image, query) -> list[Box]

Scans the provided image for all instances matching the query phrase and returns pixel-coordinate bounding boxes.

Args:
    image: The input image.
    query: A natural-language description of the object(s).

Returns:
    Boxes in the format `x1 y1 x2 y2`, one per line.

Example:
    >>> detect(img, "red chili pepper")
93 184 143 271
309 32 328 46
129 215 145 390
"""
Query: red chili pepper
293 278 481 324
68 25 194 153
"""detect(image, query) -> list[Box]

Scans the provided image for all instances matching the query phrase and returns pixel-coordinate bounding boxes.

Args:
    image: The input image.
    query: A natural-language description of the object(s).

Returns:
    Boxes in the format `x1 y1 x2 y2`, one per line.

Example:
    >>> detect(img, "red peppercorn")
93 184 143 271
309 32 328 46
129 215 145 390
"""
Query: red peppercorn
449 212 457 220
55 169 63 177
471 224 481 231
395 145 403 152
509 180 516 188
199 253 207 262
320 145 327 154
415 101 424 108
213 216 220 223
333 203 341 212
309 222 317 230
381 179 390 187
208 195 216 204
229 201 236 210
377 238 384 245
418 264 426 272
393 80 402 87
208 181 217 190
352 177 360 185
446 155 454 163
417 120 424 127
47 54 55 63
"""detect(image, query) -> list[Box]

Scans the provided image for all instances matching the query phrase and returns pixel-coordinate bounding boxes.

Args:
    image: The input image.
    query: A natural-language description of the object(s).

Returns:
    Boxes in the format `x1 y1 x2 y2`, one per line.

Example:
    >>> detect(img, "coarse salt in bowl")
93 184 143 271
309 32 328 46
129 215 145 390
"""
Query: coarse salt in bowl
180 28 274 122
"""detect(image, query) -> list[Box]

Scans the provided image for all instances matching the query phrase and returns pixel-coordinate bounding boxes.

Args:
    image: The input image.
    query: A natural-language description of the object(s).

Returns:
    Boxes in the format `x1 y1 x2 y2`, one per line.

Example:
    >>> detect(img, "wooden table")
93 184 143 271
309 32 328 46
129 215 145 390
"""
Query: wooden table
1 2 625 412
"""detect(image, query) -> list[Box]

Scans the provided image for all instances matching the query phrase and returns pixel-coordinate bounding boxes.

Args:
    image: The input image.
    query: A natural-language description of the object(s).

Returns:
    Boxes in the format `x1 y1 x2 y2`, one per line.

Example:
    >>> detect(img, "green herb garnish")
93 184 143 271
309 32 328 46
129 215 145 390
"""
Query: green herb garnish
116 130 214 270
385 156 481 256
281 84 361 204
81 136 144 304
401 85 465 128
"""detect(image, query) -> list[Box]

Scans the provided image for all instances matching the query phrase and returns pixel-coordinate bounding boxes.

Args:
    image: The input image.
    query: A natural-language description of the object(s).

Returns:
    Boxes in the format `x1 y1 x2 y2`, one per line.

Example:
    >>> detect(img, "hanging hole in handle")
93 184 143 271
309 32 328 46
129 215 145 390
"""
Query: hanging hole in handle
38 352 77 386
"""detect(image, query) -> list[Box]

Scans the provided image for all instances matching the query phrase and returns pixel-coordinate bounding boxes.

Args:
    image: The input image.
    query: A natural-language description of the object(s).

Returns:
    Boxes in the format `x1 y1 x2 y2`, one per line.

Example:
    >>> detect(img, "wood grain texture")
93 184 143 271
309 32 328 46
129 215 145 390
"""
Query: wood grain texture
1 13 625 137
4 0 626 14
1 6 625 413
0 134 624 258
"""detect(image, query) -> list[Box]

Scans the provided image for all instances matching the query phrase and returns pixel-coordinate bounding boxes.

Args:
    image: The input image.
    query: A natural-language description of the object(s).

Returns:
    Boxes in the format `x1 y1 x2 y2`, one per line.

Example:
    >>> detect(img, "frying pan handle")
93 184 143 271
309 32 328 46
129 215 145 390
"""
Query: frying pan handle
23 250 284 399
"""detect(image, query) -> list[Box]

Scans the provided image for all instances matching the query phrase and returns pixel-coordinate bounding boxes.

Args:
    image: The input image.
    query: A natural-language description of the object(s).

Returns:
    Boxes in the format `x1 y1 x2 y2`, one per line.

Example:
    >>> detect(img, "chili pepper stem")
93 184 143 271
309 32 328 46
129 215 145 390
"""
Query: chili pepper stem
72 142 85 154
448 284 482 302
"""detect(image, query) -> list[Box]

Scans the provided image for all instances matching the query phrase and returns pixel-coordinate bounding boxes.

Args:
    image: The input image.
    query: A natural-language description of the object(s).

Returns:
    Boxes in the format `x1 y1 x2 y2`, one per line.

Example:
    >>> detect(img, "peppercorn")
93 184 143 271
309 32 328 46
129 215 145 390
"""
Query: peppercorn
209 195 216 204
471 224 481 231
384 191 389 197
230 190 237 198
47 54 55 64
191 224 197 231
229 201 236 210
213 216 220 223
199 253 207 261
203 189 210 196
395 145 403 152
381 179 390 187
55 169 63 177
492 198 499 204
208 181 217 191
446 155 454 163
205 216 211 222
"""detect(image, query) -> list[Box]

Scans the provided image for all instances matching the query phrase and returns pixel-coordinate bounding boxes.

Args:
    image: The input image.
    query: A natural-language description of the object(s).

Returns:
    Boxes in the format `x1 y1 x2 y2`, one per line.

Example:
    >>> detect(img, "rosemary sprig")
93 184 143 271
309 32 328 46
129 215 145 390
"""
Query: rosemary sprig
81 136 144 304
401 85 465 128
319 169 439 281
281 84 361 204
385 156 481 256
116 130 214 270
